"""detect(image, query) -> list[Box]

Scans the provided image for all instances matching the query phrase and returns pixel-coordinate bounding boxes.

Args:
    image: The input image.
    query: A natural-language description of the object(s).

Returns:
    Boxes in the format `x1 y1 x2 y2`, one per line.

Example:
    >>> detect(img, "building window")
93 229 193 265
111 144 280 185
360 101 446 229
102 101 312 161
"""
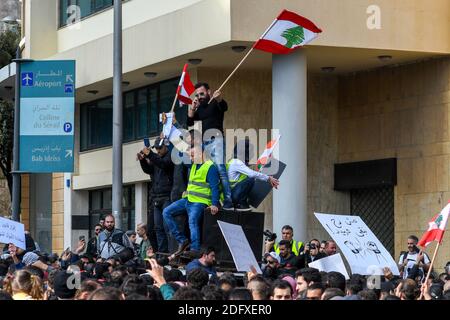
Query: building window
88 185 135 237
59 0 114 28
80 78 187 151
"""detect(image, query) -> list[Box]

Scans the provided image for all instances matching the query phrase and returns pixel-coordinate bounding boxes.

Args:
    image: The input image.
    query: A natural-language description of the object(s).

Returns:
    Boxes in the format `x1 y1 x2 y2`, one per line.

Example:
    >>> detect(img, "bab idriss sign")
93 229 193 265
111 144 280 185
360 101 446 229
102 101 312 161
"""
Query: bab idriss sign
19 60 75 173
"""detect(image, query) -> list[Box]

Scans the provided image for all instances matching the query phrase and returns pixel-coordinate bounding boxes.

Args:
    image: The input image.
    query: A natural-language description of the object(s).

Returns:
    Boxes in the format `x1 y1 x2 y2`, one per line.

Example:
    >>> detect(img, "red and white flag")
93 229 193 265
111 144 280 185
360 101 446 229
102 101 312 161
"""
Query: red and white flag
176 64 195 105
418 202 450 247
256 135 281 171
254 10 322 55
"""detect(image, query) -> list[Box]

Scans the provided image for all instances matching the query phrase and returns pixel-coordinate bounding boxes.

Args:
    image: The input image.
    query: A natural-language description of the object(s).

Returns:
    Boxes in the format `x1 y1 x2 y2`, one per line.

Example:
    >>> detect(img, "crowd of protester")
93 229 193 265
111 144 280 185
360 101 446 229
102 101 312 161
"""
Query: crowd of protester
0 225 448 301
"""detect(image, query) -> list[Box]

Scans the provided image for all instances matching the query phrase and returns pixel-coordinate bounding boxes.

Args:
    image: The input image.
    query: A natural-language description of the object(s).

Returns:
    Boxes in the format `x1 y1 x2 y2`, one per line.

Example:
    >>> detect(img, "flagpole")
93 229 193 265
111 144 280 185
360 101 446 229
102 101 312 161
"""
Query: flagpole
418 242 441 300
170 93 179 114
208 17 279 104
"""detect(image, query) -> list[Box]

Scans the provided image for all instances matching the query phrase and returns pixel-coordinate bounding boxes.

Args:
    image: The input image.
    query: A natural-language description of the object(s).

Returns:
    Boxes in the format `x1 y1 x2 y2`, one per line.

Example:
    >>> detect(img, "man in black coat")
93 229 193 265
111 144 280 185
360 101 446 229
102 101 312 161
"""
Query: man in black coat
138 137 174 253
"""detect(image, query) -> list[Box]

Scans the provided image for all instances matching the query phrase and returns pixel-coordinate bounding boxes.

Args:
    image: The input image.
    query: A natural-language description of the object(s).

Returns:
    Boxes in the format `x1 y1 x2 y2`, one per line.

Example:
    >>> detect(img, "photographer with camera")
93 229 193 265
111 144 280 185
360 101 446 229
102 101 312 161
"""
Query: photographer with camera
302 239 327 266
264 225 304 257
398 235 430 280
138 136 175 253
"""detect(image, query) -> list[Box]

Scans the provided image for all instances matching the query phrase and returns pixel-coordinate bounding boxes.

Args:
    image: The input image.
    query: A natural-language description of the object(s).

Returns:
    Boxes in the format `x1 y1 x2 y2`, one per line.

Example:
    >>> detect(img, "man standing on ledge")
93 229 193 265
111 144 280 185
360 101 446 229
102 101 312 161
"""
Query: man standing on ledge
187 83 233 211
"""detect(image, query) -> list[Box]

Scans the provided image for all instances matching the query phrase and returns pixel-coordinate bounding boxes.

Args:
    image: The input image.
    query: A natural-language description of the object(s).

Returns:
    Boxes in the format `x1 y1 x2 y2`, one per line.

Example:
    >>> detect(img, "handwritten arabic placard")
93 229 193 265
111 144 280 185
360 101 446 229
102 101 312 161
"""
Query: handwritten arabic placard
0 216 26 250
308 253 350 279
217 220 262 274
314 212 400 276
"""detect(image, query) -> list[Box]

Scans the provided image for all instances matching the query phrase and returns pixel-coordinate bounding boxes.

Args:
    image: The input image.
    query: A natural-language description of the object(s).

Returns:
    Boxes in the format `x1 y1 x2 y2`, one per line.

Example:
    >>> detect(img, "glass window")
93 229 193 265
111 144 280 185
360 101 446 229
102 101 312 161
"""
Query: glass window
80 78 183 151
124 92 135 142
89 186 135 234
137 89 149 138
59 0 115 28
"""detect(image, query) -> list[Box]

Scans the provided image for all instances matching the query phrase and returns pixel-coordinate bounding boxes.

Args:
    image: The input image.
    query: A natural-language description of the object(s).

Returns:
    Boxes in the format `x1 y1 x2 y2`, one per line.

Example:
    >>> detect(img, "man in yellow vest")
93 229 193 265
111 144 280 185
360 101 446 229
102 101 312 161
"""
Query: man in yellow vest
227 139 279 211
265 225 304 257
163 143 221 256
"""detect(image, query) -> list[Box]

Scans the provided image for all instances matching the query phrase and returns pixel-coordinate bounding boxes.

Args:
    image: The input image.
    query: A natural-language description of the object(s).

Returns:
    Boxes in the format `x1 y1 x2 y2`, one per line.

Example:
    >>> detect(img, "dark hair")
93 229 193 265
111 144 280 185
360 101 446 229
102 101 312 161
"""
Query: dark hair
228 287 253 300
321 287 345 300
358 289 378 300
165 269 184 283
346 275 364 295
308 282 325 292
295 268 321 284
247 276 271 300
201 284 226 300
173 286 203 300
407 235 419 243
281 225 293 232
125 293 149 300
147 285 163 300
187 268 209 291
326 272 346 291
384 295 400 300
89 287 124 300
400 279 419 300
218 273 237 290
76 279 101 298
0 291 13 300
195 82 210 90
95 224 102 229
121 274 148 297
270 279 292 296
278 240 291 248
200 246 216 257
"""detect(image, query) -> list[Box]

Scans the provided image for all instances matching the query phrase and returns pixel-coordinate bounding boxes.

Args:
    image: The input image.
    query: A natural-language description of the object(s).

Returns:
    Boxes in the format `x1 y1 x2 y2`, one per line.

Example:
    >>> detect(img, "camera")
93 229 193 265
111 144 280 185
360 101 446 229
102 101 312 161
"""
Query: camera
309 243 317 250
263 230 277 242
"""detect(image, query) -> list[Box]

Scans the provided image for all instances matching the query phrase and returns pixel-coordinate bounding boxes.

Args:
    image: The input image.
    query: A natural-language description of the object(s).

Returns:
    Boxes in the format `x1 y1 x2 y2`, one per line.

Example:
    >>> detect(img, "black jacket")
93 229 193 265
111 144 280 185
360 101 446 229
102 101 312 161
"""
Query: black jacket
140 149 174 199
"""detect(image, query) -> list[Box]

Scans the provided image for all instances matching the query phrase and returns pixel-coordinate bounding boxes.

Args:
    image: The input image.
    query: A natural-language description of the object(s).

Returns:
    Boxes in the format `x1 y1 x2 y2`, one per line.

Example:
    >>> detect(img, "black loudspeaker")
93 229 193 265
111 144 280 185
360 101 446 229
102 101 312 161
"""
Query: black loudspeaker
201 211 265 269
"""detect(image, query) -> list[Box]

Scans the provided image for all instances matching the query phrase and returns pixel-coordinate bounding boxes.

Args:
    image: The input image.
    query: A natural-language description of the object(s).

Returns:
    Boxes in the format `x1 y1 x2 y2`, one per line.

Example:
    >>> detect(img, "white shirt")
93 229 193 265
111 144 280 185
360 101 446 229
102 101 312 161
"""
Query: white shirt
398 251 430 279
227 159 270 182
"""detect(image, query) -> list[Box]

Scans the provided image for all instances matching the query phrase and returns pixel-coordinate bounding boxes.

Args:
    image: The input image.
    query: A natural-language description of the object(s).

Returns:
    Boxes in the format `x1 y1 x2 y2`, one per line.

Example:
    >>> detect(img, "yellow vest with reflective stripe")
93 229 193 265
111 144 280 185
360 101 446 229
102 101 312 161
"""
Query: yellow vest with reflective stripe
226 159 248 189
184 160 215 206
274 240 304 256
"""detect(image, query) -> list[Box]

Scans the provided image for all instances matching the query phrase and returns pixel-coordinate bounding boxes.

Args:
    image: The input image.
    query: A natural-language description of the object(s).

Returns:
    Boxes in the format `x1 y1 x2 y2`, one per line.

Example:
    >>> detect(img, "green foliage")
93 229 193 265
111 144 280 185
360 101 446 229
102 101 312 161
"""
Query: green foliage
0 99 13 198
0 29 20 68
281 26 305 49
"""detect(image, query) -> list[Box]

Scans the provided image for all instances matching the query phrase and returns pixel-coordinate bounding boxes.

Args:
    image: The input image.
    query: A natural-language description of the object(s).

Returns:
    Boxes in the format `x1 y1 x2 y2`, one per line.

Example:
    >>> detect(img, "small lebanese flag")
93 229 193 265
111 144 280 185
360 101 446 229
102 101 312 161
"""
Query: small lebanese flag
254 10 322 55
256 135 281 171
176 64 195 105
418 202 450 247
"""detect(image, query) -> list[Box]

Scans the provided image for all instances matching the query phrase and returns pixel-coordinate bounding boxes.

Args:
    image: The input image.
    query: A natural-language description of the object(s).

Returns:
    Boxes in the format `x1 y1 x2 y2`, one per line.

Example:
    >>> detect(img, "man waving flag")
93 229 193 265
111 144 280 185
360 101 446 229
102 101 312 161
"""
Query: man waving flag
254 9 322 55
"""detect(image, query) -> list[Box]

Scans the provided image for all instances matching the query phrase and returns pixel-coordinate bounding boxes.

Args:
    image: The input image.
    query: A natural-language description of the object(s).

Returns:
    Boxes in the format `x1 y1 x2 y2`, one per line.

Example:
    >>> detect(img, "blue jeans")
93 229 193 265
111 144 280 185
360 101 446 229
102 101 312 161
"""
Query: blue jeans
231 178 255 205
153 199 171 253
162 198 206 251
204 137 233 207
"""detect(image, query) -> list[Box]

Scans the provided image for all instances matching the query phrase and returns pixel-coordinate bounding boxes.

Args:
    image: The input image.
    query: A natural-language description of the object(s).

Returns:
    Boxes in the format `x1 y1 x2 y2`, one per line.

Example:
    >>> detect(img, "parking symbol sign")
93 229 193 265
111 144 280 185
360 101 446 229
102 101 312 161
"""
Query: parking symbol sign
22 72 34 86
64 84 74 93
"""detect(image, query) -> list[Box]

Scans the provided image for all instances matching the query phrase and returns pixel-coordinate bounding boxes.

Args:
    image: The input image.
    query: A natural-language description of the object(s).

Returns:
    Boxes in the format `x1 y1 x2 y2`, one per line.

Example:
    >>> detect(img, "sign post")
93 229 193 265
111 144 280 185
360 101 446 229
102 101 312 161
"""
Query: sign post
19 60 75 173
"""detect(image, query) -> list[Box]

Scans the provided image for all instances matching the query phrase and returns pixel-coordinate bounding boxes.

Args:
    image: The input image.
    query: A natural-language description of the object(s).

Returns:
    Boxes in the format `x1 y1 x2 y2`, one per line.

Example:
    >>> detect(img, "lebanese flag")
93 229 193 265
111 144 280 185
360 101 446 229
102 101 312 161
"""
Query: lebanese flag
254 10 322 55
176 64 195 105
418 202 450 247
256 135 281 171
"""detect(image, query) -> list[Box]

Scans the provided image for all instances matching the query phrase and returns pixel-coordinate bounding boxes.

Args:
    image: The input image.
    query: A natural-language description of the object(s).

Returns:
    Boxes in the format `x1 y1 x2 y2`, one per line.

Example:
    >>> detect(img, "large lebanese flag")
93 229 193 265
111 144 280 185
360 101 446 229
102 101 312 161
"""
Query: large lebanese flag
418 202 450 247
254 10 322 55
176 64 195 105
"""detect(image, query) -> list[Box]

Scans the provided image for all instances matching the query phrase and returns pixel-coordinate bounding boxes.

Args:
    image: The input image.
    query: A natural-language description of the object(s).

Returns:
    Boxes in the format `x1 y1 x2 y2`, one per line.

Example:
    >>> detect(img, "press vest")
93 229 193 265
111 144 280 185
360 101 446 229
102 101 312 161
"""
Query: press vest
184 160 215 206
274 240 304 256
226 159 249 189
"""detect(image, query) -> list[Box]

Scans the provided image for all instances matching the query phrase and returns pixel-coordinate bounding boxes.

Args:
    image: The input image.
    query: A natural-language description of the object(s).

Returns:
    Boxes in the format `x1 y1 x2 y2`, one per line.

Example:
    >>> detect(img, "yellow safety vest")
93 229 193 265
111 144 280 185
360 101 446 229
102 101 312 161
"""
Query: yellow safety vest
226 159 248 189
184 160 215 206
274 240 304 256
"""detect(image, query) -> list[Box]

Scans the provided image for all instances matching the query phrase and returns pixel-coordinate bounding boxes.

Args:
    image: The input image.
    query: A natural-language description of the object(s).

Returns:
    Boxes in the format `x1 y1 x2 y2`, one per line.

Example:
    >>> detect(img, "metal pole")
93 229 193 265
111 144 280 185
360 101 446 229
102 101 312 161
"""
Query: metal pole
11 47 21 222
112 0 123 229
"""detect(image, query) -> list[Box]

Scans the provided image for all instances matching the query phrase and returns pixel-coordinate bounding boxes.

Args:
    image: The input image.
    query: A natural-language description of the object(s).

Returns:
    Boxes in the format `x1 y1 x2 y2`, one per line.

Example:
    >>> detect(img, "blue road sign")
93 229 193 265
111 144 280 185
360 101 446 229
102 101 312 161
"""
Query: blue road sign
19 60 76 173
